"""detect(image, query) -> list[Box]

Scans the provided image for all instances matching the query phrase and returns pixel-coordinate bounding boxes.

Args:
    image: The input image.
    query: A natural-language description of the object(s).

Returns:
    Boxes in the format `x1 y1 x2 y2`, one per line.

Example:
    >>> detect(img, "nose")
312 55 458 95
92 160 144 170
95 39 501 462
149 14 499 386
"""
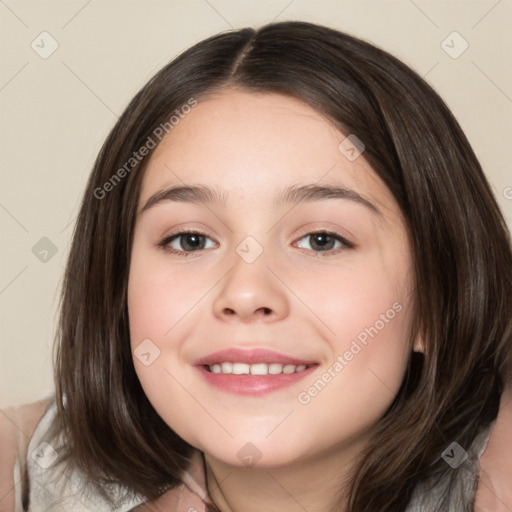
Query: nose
212 249 290 323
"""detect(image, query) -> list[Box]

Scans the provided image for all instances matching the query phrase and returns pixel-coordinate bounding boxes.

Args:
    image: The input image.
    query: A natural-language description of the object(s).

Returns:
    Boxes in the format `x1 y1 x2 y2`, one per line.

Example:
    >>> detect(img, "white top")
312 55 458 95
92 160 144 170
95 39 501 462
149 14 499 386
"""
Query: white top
14 399 145 511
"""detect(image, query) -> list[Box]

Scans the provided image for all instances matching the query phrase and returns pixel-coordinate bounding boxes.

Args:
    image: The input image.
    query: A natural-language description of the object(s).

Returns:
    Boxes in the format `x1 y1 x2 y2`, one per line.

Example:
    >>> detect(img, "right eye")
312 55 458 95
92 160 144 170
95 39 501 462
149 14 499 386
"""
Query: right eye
157 230 217 257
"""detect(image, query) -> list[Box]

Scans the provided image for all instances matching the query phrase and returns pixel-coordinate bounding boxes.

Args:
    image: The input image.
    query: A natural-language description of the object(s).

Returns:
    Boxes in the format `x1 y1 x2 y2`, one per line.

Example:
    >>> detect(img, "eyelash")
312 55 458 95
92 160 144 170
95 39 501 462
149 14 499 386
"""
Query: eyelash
156 228 354 258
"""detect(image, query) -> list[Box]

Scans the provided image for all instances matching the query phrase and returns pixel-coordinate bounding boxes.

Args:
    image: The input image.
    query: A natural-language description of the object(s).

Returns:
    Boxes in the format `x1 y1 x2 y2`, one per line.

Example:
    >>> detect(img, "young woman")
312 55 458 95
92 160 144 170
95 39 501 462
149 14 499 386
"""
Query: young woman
1 21 511 512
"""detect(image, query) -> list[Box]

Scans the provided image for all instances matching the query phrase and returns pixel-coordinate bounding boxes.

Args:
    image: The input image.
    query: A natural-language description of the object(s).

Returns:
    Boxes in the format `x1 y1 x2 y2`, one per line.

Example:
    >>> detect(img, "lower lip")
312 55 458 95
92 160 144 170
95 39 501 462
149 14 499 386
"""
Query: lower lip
196 365 318 395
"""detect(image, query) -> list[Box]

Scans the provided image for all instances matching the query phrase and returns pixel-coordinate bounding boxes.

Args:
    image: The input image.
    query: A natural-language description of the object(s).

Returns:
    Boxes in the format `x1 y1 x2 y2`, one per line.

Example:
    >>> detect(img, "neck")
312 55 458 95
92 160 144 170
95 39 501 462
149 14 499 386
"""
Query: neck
204 440 365 512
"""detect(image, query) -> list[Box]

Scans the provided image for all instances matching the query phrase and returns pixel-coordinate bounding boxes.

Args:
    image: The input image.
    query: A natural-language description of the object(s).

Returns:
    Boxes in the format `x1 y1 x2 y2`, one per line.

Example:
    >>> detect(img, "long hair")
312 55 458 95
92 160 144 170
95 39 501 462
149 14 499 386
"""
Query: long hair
47 21 512 511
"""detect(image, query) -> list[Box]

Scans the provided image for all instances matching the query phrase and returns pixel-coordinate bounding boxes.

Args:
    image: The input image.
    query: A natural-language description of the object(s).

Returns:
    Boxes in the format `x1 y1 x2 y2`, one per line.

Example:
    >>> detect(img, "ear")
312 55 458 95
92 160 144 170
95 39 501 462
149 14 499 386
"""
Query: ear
413 335 425 354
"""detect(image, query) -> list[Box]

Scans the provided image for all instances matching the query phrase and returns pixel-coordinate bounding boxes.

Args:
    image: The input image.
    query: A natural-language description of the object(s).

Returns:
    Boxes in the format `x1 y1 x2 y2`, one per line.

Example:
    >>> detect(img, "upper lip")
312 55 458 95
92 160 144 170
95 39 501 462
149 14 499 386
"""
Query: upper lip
193 348 317 366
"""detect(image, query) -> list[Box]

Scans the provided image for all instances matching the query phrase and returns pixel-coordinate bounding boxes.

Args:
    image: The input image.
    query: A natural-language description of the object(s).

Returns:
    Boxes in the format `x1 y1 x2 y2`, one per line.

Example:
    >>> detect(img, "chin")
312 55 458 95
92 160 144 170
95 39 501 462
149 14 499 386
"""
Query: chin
197 432 308 469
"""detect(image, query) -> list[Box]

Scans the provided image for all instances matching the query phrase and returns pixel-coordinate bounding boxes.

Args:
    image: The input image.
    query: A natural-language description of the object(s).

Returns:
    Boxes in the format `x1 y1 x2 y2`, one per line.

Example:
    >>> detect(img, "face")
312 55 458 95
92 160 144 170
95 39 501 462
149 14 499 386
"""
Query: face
128 89 417 469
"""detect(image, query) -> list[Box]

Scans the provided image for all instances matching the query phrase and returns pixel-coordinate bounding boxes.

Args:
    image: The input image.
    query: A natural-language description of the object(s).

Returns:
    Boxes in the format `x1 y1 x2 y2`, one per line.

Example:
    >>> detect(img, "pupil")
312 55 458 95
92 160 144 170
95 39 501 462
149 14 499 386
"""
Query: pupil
183 234 204 251
311 233 334 251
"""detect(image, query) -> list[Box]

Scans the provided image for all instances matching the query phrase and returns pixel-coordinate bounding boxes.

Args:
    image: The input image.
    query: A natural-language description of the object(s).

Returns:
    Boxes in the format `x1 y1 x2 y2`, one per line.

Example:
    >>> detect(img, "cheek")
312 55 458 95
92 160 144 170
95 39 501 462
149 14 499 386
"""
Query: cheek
296 250 410 357
295 255 412 424
127 250 206 440
291 299 412 457
127 250 208 345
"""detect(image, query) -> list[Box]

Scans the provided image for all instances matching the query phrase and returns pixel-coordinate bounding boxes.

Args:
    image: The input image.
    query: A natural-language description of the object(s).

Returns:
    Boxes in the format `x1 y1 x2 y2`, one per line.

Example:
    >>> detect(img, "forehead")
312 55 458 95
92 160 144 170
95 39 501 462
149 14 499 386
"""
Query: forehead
138 89 397 215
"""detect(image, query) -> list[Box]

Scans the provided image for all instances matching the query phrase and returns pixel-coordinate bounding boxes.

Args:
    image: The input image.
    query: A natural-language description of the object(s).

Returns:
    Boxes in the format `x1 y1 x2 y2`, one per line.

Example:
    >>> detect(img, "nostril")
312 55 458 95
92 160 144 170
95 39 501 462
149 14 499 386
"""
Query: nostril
221 307 272 317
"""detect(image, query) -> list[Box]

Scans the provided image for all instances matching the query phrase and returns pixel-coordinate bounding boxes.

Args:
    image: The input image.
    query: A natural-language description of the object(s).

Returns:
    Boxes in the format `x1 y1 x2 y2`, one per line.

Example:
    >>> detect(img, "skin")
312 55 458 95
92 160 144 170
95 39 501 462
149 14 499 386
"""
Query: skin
127 89 422 512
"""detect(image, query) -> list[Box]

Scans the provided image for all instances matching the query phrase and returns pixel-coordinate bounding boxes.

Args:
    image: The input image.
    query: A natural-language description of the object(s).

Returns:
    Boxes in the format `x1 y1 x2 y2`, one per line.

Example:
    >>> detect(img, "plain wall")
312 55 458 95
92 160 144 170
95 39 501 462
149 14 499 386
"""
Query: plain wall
1 0 511 408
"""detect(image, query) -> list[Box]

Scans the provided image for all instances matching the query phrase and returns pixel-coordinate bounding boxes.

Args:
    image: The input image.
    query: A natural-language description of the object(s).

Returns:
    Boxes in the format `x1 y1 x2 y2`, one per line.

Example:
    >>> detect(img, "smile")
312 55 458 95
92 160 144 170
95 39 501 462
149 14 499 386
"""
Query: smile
206 362 311 375
194 348 319 395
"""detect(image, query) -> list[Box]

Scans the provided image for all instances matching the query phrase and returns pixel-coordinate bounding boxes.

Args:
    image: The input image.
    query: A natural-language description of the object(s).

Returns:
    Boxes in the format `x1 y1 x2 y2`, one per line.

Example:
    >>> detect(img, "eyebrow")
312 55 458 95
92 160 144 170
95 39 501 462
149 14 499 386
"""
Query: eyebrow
139 183 380 215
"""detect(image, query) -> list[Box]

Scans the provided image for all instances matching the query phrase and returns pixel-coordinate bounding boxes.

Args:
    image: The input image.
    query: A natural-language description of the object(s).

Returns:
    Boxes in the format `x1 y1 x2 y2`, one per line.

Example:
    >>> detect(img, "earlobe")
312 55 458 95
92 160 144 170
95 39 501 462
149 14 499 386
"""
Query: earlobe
413 336 425 354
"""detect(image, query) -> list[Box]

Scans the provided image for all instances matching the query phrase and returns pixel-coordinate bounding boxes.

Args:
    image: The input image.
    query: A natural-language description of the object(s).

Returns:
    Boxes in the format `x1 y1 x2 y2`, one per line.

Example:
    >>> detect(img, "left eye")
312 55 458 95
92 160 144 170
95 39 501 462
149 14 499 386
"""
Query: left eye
295 232 348 253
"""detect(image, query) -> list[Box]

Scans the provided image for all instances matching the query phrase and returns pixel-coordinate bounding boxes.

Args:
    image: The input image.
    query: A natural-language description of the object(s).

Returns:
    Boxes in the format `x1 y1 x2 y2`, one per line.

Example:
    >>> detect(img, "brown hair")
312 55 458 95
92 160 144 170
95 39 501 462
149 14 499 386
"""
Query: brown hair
46 21 512 511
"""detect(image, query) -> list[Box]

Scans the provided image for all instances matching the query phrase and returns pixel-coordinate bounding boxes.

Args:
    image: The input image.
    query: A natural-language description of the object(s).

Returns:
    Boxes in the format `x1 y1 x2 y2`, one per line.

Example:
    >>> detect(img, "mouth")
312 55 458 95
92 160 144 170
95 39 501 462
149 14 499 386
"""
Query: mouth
205 362 314 375
194 348 319 395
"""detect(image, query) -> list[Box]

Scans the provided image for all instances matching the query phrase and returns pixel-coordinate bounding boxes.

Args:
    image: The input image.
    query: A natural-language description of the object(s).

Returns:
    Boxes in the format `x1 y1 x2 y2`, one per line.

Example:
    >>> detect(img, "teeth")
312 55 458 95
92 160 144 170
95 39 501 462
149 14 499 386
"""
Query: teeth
232 363 250 375
250 363 268 375
268 363 283 374
221 362 233 374
207 362 309 375
283 364 296 374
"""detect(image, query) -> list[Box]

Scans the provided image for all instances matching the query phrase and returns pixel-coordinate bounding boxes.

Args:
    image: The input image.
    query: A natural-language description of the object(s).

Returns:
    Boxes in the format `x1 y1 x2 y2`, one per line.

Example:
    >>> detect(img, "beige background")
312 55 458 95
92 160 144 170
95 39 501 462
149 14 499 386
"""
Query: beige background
1 0 511 408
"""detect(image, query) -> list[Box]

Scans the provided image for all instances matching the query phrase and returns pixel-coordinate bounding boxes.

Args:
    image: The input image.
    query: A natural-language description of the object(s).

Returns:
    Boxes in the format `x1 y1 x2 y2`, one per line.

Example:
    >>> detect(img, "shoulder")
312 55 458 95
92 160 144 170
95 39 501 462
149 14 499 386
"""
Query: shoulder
0 397 53 510
475 385 512 511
